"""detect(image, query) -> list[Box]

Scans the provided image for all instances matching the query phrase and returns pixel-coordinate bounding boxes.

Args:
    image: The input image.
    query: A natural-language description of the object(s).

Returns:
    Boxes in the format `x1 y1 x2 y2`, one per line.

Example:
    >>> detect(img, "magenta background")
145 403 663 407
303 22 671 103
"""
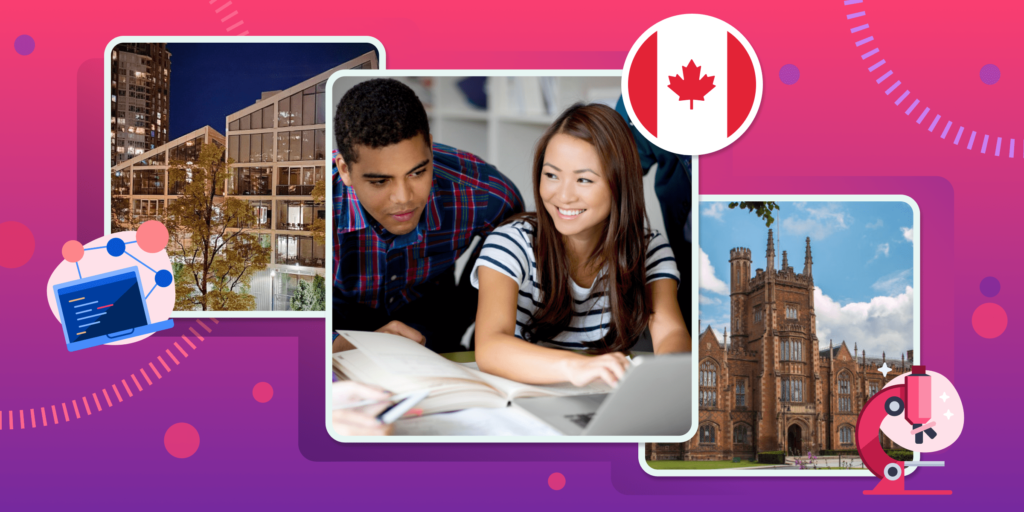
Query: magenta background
0 0 1018 507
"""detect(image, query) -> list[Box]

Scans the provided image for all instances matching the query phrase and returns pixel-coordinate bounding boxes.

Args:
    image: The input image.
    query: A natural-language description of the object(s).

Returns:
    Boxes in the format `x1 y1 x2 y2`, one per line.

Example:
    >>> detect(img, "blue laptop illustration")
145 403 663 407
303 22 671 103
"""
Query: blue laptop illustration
53 267 173 351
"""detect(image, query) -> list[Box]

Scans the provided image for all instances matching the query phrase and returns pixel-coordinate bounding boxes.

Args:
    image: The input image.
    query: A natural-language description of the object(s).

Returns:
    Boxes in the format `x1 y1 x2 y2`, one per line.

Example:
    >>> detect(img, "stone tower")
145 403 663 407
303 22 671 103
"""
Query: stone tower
729 247 752 349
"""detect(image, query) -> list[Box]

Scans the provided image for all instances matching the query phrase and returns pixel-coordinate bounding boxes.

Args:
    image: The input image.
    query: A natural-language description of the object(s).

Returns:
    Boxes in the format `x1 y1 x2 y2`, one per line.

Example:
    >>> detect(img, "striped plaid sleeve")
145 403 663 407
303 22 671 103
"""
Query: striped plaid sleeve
645 231 681 285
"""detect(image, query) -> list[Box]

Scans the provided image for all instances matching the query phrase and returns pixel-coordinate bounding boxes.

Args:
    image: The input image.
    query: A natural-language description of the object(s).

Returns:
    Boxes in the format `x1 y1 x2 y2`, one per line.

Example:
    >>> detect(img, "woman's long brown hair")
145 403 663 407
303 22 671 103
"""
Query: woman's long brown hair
516 103 651 353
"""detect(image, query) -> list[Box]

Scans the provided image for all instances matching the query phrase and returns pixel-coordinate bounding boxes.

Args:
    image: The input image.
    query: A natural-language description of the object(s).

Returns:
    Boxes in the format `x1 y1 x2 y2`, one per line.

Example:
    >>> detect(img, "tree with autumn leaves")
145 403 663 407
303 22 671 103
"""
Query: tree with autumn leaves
164 143 271 311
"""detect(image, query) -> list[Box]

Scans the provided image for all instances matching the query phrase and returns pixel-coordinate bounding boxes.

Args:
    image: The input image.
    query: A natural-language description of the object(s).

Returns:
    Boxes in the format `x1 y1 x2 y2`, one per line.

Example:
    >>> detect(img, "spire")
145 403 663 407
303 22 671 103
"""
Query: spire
782 250 789 270
883 351 886 363
767 229 776 271
723 327 728 349
854 341 857 355
829 339 833 359
804 237 813 277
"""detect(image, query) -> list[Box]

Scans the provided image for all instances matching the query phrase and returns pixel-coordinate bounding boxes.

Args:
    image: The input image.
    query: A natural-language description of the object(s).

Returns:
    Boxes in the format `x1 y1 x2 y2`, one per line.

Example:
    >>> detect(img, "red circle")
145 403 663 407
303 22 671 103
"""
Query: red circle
62 240 85 263
972 302 1008 339
253 382 274 403
547 472 566 491
0 221 35 268
164 423 200 459
137 220 169 253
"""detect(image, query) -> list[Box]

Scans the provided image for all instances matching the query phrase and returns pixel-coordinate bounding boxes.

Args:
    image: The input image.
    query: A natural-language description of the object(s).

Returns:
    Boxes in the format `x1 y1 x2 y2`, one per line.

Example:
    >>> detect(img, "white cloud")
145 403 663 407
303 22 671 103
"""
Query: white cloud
781 203 852 240
814 285 913 356
901 227 913 242
703 203 726 221
869 243 890 263
872 269 912 295
865 219 884 229
699 294 722 305
699 247 729 295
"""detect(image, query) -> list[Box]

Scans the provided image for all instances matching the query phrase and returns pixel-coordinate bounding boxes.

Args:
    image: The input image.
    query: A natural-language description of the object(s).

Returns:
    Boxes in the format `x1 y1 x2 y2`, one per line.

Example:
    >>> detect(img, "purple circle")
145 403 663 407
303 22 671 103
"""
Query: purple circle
980 276 1000 297
779 64 800 85
980 64 1000 85
14 35 35 56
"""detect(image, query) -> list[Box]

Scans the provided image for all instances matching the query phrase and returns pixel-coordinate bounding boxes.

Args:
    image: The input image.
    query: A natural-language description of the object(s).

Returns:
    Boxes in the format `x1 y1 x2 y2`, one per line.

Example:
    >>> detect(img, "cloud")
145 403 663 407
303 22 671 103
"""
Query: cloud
781 203 852 240
901 227 913 242
699 247 729 295
869 243 890 263
699 294 722 305
703 203 726 221
814 285 914 356
865 219 884 229
871 269 912 295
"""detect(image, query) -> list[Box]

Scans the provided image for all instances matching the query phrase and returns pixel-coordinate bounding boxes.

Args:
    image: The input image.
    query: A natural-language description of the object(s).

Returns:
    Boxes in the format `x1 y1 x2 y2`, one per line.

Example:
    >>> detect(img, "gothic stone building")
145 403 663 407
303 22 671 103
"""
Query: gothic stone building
647 230 911 461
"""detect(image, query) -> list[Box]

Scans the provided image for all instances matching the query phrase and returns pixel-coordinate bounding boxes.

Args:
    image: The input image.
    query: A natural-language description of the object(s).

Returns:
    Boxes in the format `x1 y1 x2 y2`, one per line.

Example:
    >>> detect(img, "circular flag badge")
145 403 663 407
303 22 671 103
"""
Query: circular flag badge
622 14 763 155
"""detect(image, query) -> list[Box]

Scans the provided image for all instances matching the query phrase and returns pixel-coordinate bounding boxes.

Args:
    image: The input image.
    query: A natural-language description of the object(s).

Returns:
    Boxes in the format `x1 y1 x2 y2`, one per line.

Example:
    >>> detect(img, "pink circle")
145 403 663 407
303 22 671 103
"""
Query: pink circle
972 302 1008 339
137 220 169 253
0 221 35 268
164 423 201 459
547 472 566 491
62 240 85 263
253 382 274 403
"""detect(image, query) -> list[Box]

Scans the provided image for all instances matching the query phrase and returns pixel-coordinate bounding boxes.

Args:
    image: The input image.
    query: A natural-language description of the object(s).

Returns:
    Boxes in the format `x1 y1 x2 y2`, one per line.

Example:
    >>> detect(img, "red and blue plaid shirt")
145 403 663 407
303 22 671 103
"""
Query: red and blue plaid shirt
334 143 524 314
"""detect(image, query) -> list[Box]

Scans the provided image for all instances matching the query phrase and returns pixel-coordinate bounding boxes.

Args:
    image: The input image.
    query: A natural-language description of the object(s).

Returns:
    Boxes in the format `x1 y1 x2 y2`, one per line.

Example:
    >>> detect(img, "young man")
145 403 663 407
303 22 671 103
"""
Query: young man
333 78 524 353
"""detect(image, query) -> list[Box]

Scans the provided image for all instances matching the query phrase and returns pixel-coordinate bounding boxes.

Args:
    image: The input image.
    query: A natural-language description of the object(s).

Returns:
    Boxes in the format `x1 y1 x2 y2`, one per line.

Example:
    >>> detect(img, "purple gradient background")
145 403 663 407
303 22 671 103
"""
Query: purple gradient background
0 0 1018 507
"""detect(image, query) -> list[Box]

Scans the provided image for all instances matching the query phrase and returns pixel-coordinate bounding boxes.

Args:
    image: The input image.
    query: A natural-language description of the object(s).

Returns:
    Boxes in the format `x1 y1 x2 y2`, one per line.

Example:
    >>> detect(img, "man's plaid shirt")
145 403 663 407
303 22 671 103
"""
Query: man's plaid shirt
334 143 524 314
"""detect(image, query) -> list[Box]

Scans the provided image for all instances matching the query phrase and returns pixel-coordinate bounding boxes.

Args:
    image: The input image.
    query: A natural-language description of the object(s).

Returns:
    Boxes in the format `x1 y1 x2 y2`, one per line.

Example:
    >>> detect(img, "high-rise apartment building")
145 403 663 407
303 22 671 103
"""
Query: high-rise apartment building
223 50 378 311
111 43 171 168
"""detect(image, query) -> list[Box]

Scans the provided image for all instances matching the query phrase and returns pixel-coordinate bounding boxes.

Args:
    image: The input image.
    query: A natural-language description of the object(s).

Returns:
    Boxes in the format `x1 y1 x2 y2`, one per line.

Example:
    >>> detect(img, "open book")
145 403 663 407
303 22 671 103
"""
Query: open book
333 330 612 416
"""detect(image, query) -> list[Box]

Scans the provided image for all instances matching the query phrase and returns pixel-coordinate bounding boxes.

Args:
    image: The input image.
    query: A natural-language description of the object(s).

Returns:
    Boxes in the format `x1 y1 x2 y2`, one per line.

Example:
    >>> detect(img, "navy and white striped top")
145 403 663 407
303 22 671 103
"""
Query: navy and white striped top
470 220 680 350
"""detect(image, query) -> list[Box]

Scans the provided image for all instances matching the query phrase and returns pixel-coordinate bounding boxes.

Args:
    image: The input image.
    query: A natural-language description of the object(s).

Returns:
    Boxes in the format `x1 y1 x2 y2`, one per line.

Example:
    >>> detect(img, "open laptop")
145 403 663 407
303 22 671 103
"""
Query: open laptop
513 353 691 436
53 267 174 352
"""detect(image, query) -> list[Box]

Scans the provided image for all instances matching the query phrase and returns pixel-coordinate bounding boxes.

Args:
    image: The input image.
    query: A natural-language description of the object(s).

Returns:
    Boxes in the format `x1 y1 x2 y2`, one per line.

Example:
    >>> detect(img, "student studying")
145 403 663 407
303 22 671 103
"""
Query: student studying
331 100 693 438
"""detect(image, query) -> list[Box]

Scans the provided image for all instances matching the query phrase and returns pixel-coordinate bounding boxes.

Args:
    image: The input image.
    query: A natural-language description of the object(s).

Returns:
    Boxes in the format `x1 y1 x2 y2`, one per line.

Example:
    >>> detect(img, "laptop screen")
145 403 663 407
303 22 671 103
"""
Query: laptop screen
56 269 149 344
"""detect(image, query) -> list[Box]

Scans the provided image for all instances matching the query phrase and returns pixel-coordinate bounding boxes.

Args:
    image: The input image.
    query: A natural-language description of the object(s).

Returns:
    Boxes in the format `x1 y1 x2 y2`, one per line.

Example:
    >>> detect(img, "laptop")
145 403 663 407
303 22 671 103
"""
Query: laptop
53 267 174 352
513 353 692 436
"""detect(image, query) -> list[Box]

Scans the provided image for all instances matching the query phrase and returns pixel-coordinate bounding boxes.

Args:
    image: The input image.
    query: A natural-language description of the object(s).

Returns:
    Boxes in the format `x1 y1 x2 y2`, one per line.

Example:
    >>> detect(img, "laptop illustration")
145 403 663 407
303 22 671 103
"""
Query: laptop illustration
53 267 174 352
513 353 692 436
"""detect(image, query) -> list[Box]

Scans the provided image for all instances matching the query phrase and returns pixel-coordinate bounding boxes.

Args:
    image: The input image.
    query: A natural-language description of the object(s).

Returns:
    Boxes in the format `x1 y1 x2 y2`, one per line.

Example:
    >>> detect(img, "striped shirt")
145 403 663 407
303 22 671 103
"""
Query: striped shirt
470 220 680 349
334 143 524 313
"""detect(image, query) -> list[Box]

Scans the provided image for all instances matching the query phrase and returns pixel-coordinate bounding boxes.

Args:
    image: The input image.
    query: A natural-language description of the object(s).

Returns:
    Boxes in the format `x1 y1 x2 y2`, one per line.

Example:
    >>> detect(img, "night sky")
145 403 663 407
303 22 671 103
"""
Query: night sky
165 42 378 139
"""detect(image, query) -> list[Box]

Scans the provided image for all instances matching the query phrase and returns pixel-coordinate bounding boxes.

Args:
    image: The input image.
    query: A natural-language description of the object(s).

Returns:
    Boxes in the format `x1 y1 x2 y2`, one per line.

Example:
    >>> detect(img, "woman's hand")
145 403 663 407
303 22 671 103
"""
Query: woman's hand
330 381 394 436
562 353 630 387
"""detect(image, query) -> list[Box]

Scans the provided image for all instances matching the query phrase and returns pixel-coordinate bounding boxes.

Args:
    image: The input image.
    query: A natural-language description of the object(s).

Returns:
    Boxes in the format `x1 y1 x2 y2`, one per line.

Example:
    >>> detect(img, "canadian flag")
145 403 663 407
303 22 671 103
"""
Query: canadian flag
622 14 762 155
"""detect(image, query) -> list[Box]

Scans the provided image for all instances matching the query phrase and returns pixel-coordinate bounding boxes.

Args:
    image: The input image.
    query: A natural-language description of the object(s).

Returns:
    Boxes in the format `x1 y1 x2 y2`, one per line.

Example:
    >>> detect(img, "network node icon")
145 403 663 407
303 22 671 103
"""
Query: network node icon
47 221 176 351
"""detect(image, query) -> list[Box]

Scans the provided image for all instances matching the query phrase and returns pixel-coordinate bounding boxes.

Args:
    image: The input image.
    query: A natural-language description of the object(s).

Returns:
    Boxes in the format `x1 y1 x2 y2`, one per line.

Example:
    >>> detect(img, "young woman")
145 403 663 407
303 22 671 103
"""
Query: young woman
471 103 691 388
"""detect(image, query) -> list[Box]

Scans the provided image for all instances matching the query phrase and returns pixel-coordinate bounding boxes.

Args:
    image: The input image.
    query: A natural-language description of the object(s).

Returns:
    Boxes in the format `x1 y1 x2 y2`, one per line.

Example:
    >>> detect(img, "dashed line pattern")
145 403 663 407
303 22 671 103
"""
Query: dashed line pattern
211 0 249 36
847 1 1011 156
3 319 217 431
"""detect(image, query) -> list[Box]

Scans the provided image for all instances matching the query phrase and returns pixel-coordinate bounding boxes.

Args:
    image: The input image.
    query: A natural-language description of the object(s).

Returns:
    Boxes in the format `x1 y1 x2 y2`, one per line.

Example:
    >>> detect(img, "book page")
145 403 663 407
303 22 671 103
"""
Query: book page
340 330 481 381
465 365 613 400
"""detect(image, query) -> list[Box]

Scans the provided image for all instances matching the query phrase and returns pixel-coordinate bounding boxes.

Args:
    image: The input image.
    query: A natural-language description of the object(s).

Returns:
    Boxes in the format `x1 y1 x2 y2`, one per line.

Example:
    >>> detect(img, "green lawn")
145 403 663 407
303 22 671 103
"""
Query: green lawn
646 460 778 470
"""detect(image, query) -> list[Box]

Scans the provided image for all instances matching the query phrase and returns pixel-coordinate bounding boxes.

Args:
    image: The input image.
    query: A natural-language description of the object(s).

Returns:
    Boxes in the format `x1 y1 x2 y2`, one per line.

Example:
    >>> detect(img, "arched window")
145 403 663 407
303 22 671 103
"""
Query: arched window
735 378 747 407
733 423 752 445
700 424 716 444
699 360 718 408
839 425 854 445
838 371 852 412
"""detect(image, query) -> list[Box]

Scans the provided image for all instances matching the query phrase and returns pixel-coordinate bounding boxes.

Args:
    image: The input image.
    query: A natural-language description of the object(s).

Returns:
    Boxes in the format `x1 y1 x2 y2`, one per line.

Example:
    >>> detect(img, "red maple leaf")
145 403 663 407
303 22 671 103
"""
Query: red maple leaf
667 60 716 110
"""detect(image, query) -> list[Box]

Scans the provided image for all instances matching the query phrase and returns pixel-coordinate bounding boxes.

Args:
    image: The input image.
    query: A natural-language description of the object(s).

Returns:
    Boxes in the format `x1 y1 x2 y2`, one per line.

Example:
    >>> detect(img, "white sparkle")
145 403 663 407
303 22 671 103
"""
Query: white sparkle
943 409 953 420
877 362 892 378
940 392 950 402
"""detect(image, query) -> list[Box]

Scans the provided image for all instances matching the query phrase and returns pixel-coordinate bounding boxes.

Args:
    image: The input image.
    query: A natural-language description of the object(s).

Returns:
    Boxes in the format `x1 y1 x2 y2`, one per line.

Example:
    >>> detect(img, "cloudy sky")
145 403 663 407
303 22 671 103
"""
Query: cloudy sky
699 201 914 357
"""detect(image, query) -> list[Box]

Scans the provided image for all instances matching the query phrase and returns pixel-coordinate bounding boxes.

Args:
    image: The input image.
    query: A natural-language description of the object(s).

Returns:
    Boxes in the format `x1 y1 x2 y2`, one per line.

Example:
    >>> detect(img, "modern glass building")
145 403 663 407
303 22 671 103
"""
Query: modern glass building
111 125 225 232
223 50 377 310
110 43 172 168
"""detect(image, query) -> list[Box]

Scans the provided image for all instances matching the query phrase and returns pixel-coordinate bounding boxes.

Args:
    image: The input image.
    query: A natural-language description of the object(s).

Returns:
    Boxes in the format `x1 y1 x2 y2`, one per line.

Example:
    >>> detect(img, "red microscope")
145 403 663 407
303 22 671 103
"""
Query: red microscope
855 365 951 495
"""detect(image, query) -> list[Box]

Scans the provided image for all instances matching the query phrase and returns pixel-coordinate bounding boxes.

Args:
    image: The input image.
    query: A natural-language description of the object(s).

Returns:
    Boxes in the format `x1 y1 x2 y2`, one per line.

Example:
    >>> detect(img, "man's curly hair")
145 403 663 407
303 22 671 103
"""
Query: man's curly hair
333 78 431 165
